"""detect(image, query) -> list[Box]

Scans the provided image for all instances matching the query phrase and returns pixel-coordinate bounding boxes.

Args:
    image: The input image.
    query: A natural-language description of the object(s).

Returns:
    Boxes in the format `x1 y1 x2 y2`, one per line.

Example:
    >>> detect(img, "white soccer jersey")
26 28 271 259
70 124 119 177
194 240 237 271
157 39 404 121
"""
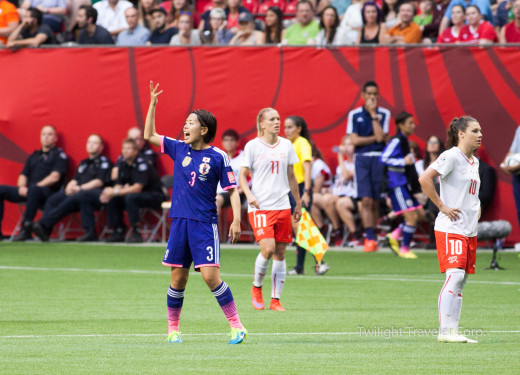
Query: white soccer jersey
242 137 299 211
311 158 332 187
431 147 481 237
332 161 356 198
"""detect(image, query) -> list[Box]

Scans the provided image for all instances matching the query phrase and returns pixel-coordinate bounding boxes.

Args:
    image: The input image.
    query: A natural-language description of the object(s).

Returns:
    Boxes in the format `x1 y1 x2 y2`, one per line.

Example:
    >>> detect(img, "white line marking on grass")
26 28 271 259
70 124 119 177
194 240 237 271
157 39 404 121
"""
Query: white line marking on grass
1 265 520 286
1 331 519 339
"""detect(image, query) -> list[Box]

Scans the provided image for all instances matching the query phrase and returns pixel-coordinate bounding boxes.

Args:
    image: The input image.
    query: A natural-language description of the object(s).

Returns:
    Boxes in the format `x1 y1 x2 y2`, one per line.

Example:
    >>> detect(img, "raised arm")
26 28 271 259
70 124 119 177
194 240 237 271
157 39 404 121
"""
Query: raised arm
144 81 164 147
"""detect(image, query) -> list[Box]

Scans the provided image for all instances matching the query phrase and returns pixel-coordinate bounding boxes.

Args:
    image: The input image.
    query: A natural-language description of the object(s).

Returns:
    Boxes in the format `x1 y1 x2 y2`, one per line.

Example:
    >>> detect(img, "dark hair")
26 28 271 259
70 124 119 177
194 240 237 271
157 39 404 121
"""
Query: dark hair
286 115 311 142
382 0 403 19
296 0 314 11
222 129 239 141
395 111 413 130
150 7 167 16
466 4 481 14
312 144 323 159
29 7 43 26
80 5 98 24
363 81 378 92
167 0 192 26
409 141 422 160
265 6 284 44
423 135 445 167
451 4 465 14
446 116 478 148
319 6 339 44
398 1 416 15
362 1 383 24
193 109 217 144
122 138 138 150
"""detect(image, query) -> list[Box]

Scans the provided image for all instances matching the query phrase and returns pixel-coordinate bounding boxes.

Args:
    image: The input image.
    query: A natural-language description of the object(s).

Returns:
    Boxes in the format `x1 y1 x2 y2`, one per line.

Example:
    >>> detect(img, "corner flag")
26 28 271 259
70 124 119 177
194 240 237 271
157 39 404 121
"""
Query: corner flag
296 208 329 263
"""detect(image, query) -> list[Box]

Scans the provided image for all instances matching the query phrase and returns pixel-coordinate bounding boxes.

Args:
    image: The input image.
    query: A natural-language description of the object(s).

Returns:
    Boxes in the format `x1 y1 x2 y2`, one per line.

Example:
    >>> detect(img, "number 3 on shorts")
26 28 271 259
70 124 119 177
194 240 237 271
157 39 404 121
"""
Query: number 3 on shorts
206 246 213 261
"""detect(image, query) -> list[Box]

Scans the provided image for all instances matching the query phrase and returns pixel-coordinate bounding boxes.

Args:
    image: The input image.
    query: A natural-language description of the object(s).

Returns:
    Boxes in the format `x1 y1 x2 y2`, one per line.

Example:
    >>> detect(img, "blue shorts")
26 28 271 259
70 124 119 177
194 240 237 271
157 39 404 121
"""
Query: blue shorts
162 218 220 270
388 185 421 215
354 154 384 199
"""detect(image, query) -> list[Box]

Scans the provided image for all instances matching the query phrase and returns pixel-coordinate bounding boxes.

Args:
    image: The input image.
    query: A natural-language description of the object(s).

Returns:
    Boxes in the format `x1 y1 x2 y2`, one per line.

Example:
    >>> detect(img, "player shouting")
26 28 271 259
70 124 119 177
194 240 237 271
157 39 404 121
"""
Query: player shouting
240 107 302 312
144 82 247 345
419 116 482 344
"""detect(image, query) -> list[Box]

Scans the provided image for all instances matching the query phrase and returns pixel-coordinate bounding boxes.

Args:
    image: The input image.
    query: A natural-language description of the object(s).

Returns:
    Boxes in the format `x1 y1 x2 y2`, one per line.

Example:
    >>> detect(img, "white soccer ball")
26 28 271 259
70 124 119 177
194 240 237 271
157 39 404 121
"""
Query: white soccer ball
506 153 520 172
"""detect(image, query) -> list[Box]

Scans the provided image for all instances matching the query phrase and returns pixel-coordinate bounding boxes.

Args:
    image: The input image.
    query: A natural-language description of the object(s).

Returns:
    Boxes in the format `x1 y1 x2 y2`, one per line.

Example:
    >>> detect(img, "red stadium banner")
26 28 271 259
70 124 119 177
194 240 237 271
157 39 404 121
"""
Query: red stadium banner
1 46 519 242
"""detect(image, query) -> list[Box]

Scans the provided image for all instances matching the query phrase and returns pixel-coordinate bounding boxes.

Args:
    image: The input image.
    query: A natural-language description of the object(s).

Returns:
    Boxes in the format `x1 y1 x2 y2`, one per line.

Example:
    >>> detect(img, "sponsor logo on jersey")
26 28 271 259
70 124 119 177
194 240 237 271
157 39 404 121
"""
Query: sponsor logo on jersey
60 152 67 159
406 199 413 207
448 256 458 263
256 228 265 236
227 171 236 184
101 162 110 169
182 156 192 167
138 163 148 171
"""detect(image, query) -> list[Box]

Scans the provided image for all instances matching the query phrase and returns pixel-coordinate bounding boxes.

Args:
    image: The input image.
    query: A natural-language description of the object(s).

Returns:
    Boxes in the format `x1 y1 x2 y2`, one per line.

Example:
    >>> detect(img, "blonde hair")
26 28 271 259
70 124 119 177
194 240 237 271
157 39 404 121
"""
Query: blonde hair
256 107 276 137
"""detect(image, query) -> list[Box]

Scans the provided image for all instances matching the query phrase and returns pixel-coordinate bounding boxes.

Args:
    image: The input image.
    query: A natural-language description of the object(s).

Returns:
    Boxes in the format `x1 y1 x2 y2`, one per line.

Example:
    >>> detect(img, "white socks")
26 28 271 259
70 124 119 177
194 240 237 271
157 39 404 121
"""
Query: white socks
438 268 467 335
253 253 269 288
271 259 286 299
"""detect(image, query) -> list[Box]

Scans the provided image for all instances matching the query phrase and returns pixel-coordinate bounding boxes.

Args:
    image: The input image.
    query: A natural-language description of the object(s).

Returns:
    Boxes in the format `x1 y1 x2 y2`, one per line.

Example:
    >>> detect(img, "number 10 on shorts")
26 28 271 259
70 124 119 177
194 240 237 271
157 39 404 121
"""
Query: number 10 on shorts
448 239 463 255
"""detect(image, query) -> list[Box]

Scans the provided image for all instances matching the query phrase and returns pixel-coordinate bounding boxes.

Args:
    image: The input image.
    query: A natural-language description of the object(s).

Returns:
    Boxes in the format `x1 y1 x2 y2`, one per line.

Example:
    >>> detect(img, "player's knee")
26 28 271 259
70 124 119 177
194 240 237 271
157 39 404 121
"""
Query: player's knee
124 193 139 204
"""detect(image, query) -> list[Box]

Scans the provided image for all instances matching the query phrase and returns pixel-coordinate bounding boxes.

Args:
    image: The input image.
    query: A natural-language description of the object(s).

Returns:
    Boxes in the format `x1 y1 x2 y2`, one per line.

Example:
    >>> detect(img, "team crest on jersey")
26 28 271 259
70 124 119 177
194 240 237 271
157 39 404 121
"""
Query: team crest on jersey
448 256 457 263
182 156 192 167
199 158 211 175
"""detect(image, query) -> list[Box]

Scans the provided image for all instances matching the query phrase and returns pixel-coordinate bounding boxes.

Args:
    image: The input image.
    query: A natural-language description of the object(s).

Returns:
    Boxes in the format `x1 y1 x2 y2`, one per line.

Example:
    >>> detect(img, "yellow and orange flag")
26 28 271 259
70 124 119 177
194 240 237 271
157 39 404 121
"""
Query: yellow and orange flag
296 208 329 264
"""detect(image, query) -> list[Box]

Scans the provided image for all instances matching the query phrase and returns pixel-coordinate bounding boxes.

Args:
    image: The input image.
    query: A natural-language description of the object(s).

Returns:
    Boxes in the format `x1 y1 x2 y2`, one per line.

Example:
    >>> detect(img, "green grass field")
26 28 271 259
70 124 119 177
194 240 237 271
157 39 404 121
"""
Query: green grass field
1 243 519 374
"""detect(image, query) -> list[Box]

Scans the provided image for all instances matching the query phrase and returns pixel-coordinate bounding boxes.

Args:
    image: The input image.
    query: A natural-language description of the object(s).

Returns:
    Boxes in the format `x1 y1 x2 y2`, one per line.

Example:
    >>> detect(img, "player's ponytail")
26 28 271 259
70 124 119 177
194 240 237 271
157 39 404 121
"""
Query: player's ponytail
446 115 477 148
256 107 275 137
286 115 312 142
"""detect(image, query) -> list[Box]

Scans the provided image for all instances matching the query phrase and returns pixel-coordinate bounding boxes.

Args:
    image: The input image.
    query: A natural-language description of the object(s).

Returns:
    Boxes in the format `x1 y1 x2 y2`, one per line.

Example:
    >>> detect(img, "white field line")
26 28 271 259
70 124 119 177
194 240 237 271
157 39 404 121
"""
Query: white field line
1 265 520 286
1 331 520 339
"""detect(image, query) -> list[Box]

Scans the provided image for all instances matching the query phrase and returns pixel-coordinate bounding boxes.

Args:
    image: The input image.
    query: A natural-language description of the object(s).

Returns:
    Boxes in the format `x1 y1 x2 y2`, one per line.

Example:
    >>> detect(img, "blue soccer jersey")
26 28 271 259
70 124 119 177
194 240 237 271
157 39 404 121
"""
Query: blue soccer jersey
161 136 237 223
346 106 390 154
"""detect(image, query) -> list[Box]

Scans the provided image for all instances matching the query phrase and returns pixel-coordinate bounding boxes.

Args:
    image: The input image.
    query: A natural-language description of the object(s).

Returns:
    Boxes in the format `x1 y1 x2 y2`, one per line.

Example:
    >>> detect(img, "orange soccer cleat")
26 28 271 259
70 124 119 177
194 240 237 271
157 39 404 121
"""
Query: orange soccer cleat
251 285 264 310
269 298 286 311
363 239 379 253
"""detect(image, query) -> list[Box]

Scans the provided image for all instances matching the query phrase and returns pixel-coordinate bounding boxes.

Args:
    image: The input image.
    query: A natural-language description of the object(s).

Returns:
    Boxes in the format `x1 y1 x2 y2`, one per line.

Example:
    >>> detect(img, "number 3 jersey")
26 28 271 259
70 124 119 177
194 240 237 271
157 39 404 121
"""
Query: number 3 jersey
242 137 299 212
161 136 236 224
431 147 481 237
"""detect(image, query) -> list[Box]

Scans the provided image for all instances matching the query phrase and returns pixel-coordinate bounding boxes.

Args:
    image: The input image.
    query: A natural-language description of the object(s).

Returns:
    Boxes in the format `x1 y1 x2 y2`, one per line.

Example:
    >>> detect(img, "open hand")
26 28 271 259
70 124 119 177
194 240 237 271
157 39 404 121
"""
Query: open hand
149 81 163 104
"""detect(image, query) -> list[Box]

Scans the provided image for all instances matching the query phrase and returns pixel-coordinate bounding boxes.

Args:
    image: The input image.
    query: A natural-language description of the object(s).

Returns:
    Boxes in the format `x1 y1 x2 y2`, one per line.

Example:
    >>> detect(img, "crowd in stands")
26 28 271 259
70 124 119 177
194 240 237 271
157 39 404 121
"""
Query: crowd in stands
1 0 520 47
0 81 500 257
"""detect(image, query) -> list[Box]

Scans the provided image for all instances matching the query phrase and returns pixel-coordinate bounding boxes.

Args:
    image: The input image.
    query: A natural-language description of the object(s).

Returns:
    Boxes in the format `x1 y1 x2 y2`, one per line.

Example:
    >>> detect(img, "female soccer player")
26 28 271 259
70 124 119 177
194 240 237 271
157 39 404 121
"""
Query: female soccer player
419 116 482 344
144 82 247 345
240 108 302 312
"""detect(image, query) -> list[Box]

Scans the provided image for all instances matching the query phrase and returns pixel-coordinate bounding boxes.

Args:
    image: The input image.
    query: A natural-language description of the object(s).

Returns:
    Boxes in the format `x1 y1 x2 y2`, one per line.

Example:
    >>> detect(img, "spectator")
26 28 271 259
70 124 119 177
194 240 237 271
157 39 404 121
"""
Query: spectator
147 7 178 44
200 7 234 44
216 129 244 219
439 0 492 34
499 0 520 43
356 1 383 44
346 81 390 253
100 139 164 243
382 0 402 28
199 0 227 33
282 0 320 45
0 0 19 46
310 146 332 193
31 134 113 242
414 0 434 30
0 125 68 241
94 0 134 37
330 0 352 18
494 0 514 31
264 6 285 44
415 135 445 176
6 8 56 48
381 1 422 43
170 12 200 44
116 6 151 45
437 4 465 43
458 4 497 44
138 0 158 30
422 0 451 41
77 5 115 44
112 127 158 181
20 0 67 32
65 0 91 34
311 5 350 45
229 11 263 44
160 0 193 28
339 0 366 44
226 0 252 34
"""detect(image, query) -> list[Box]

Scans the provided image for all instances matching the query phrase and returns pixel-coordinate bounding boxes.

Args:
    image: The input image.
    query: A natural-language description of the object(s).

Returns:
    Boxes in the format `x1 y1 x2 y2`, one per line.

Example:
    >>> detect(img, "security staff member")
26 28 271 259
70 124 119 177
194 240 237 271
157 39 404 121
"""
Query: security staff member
100 138 164 243
0 125 68 241
32 134 112 242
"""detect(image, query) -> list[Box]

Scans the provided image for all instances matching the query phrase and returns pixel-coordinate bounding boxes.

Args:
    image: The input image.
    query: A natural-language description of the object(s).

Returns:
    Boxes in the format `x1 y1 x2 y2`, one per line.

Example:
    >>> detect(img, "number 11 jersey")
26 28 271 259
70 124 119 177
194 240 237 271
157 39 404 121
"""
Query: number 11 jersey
242 137 299 212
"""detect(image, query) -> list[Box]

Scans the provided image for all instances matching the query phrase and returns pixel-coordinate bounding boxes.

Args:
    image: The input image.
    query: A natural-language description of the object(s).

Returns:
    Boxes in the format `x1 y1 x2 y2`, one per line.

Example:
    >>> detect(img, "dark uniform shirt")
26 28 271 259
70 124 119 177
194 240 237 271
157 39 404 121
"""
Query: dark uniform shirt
73 155 113 186
116 157 163 194
149 27 178 44
116 143 158 167
21 147 69 190
77 25 114 45
21 24 57 44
